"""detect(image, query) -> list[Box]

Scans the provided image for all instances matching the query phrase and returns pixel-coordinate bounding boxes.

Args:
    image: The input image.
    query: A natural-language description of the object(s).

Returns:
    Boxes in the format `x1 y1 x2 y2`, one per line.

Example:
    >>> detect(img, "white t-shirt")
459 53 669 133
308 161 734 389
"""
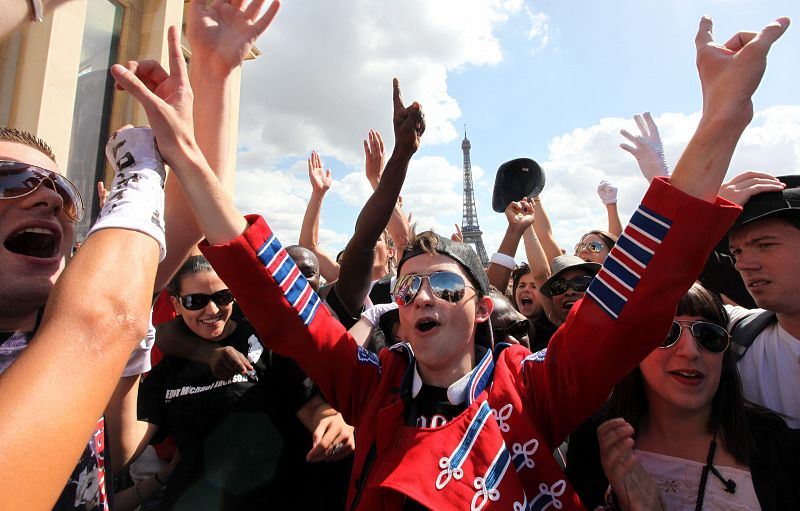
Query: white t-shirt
636 449 760 511
728 305 800 428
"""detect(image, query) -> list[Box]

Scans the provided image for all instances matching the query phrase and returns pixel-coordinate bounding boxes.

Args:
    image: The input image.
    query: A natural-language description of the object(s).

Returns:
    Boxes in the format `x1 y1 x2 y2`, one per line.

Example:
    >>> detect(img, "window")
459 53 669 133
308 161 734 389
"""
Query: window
66 0 123 238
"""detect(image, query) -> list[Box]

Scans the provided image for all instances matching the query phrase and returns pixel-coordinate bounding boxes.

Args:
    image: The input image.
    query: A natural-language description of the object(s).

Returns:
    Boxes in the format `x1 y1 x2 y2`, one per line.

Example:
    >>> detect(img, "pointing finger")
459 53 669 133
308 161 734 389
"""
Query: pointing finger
393 78 404 111
166 26 187 82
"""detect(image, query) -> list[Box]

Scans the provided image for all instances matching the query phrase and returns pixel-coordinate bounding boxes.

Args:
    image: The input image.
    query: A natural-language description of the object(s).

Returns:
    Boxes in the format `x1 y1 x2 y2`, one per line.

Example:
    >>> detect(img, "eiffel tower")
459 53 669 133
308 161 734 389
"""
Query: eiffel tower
460 129 489 266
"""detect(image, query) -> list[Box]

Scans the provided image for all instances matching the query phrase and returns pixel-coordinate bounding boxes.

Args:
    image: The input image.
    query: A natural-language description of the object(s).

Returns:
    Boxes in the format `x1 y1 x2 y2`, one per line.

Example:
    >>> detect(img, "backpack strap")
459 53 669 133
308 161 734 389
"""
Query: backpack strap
730 310 777 361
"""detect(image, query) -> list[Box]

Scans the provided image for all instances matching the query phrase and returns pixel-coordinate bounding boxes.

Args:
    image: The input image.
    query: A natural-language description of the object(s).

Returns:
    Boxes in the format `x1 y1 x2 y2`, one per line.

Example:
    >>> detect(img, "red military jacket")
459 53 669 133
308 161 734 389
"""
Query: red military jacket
200 178 740 510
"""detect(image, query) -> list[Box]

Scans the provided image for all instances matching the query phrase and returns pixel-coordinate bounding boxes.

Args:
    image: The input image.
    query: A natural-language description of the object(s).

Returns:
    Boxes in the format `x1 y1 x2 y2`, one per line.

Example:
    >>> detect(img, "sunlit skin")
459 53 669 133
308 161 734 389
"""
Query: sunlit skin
397 254 492 388
170 270 236 341
0 141 74 331
514 272 543 320
729 218 800 321
639 315 724 421
550 268 592 325
575 233 609 264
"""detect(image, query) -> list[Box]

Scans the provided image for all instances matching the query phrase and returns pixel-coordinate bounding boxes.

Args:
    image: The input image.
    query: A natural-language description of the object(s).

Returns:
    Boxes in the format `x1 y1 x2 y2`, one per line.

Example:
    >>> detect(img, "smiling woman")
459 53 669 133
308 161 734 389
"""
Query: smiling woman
565 283 800 510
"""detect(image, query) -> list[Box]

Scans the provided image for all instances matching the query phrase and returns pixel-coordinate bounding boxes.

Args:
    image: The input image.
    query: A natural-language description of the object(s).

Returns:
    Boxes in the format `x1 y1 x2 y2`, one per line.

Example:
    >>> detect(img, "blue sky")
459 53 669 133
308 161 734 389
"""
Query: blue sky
234 0 800 261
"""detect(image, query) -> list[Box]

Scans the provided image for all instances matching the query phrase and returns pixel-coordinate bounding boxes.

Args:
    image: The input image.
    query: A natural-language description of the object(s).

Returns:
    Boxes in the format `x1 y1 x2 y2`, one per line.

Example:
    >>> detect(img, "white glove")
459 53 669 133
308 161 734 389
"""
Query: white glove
597 180 618 205
619 112 669 183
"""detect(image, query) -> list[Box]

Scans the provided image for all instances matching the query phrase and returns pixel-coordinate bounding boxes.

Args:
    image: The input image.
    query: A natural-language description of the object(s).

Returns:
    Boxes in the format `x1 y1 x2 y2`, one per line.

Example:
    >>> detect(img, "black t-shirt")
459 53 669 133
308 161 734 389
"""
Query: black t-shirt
138 319 315 510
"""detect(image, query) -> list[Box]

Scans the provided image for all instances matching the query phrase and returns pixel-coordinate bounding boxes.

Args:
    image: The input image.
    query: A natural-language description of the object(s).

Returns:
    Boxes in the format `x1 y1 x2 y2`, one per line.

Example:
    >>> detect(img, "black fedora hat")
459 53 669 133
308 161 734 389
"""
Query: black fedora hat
492 158 546 213
732 175 800 228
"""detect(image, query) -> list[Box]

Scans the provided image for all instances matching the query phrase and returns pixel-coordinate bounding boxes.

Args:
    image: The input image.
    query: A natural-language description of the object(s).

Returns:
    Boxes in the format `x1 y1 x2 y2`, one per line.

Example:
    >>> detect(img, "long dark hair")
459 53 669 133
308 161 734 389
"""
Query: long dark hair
167 255 213 297
606 282 752 465
510 262 531 310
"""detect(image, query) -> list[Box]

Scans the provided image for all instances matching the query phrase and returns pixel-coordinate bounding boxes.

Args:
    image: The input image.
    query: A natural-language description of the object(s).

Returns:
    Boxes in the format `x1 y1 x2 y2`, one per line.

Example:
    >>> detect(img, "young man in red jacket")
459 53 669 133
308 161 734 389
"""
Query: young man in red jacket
112 13 789 510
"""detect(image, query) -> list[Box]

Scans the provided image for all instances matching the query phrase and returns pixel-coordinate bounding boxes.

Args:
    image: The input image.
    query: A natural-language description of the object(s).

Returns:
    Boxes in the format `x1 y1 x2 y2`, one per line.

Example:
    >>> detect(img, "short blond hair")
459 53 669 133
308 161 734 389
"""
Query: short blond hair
0 127 57 164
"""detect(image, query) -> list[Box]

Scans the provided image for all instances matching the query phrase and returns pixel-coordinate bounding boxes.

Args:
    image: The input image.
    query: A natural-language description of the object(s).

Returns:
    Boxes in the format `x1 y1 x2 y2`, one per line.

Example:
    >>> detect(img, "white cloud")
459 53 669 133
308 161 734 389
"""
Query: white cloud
526 11 550 54
531 105 800 257
234 105 800 263
236 0 527 171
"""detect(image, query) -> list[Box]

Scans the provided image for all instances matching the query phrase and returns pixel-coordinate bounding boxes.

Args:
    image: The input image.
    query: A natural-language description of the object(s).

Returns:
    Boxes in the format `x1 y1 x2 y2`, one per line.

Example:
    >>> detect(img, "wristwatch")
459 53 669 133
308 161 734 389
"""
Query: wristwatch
30 0 44 22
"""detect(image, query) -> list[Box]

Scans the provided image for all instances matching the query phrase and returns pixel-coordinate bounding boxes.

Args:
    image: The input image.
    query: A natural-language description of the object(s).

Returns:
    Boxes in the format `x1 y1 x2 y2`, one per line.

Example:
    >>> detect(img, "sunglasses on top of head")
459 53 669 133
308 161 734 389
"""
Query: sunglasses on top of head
177 289 234 311
0 160 84 221
393 271 474 306
574 240 605 254
661 321 730 353
548 275 594 296
492 319 530 342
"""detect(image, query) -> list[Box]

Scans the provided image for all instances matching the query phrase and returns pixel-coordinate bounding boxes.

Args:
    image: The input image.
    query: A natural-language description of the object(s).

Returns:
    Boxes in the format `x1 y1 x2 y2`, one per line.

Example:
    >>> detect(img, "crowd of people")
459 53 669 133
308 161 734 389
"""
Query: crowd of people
0 1 798 510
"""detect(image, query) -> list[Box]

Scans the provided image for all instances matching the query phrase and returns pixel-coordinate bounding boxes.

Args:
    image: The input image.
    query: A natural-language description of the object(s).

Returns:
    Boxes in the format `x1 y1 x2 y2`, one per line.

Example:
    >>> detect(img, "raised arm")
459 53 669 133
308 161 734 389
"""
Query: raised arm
597 180 623 237
486 198 535 293
524 16 789 446
530 196 563 265
364 129 411 252
670 16 789 200
151 0 280 291
332 80 424 316
299 151 340 282
522 226 555 323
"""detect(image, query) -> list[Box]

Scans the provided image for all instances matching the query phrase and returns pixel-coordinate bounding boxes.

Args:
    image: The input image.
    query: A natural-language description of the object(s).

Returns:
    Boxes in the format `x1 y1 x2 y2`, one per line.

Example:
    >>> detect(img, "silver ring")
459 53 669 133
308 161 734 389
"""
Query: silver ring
330 442 344 456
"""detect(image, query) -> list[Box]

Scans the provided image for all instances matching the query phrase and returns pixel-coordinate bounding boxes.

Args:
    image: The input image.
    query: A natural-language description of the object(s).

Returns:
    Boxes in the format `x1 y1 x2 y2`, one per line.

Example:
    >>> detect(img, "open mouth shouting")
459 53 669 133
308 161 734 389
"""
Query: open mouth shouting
4 225 61 260
414 316 441 336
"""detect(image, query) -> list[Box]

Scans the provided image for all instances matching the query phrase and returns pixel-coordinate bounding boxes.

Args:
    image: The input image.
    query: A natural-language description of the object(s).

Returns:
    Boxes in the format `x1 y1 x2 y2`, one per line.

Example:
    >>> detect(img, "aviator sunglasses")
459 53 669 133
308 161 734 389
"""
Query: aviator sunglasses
177 289 235 311
393 271 474 306
574 240 605 254
548 275 594 296
0 160 85 221
661 321 730 353
493 319 530 342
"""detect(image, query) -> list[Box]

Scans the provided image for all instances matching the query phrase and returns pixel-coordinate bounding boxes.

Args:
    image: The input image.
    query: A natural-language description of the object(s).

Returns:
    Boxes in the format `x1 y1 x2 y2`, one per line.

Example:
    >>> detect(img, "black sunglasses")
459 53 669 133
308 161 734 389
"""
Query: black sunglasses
661 321 730 353
0 160 84 221
548 275 594 296
493 319 530 342
574 240 605 254
393 271 474 306
177 289 234 311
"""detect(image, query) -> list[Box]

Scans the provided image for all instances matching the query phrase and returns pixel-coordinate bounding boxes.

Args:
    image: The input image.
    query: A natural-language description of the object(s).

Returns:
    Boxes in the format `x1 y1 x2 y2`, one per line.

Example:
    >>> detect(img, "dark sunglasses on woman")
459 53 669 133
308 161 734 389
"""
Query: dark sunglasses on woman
177 289 235 310
0 160 84 221
492 319 530 342
393 271 474 306
574 240 605 254
661 321 730 353
548 275 594 296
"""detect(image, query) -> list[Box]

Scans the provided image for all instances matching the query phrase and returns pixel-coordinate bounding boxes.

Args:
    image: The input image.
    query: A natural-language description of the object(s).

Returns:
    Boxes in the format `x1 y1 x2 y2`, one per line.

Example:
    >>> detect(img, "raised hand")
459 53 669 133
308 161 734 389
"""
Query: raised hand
186 0 280 75
307 151 332 194
695 16 790 126
597 180 618 205
619 112 669 183
392 78 425 155
597 419 664 511
504 197 535 231
718 170 786 205
451 223 463 243
110 26 194 165
364 129 386 188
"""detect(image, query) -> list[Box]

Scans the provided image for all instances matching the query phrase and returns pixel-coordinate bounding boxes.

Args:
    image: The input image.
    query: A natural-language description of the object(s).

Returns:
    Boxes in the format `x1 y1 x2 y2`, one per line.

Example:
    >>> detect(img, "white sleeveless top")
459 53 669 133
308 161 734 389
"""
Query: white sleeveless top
635 449 761 510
